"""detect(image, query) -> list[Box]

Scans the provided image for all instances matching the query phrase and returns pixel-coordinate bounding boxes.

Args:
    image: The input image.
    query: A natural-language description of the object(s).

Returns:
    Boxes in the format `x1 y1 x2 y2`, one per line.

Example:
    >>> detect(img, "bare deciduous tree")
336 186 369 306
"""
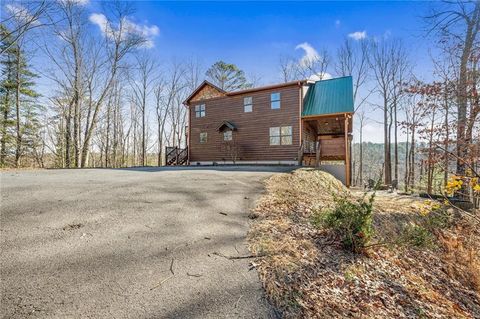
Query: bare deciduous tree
0 0 53 55
129 53 157 166
278 55 297 83
425 0 480 177
369 39 408 185
336 38 370 109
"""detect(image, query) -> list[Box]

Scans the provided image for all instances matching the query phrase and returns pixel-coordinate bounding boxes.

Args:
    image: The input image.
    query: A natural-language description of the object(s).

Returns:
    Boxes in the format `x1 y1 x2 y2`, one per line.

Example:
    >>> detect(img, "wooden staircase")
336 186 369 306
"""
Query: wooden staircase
165 146 188 166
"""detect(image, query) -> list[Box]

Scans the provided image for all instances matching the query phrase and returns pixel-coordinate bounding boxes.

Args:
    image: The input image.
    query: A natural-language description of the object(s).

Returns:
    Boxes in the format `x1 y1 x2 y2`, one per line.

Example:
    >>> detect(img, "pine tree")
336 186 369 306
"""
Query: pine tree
0 24 16 166
206 61 252 91
0 23 41 167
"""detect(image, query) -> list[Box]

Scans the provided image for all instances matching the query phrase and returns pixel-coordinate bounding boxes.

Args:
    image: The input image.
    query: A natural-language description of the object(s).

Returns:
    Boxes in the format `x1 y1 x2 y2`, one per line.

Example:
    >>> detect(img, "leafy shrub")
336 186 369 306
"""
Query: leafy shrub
423 205 452 229
401 224 435 248
313 193 375 253
401 202 451 249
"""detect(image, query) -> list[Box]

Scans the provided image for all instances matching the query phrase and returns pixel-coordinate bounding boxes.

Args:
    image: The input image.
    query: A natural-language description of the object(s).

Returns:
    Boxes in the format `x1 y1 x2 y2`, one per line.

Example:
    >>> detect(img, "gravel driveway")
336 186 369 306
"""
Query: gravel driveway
1 166 293 318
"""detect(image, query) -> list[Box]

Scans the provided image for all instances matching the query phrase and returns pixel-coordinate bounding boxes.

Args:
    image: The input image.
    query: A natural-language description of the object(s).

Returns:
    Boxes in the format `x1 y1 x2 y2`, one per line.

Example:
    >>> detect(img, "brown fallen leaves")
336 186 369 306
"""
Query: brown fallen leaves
248 168 480 318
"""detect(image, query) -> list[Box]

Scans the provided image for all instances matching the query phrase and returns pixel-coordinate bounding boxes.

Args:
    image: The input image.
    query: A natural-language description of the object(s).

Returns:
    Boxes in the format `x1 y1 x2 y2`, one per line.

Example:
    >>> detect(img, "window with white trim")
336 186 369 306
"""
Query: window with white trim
244 96 252 112
223 130 232 141
199 132 207 143
195 104 205 117
269 126 292 145
271 92 280 109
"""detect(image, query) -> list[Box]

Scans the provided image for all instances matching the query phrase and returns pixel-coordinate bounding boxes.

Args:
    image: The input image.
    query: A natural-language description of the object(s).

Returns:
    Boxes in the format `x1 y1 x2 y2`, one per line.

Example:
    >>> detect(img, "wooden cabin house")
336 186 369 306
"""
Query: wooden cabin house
166 76 354 186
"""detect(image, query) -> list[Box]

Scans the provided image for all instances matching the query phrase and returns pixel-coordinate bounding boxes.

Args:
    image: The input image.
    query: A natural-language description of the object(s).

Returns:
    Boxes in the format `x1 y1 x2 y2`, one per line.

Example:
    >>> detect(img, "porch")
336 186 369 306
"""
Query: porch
299 113 353 187
299 76 354 187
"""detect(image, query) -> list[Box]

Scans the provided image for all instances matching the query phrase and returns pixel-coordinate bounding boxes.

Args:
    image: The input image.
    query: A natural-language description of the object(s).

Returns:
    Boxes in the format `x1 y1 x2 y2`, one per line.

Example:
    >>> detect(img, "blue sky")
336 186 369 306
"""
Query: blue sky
129 1 432 84
16 1 438 143
125 1 435 143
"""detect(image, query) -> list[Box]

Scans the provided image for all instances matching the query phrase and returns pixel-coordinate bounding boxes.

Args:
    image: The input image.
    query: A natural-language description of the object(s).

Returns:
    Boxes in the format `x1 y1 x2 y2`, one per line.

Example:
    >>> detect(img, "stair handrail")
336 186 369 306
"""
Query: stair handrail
180 147 188 160
165 146 188 165
165 146 178 164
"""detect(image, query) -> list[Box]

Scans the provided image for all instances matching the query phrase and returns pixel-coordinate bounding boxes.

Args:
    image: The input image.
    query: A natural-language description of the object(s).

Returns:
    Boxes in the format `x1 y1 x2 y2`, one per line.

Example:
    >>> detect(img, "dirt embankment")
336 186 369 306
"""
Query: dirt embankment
248 168 480 318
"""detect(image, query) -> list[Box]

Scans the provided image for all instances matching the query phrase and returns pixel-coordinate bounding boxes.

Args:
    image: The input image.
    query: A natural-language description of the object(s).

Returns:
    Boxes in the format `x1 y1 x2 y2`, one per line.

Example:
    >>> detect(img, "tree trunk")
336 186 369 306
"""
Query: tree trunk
1 85 10 166
456 8 478 177
404 128 409 192
359 123 363 187
105 101 111 167
384 95 391 185
73 73 80 168
14 47 21 167
394 97 398 183
427 111 435 194
65 100 73 168
409 130 415 190
443 84 449 187
157 121 165 166
142 104 146 166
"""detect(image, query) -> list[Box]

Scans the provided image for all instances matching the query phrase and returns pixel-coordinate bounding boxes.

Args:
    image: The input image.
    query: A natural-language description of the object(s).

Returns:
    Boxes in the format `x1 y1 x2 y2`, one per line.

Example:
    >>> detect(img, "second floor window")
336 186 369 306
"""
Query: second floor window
271 92 280 109
244 97 253 112
269 126 292 145
195 104 205 117
200 132 207 143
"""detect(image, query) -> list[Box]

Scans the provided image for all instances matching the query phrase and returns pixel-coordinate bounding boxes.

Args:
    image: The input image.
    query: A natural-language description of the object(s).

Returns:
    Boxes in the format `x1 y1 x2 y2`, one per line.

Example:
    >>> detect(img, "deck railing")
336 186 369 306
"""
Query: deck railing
165 146 188 166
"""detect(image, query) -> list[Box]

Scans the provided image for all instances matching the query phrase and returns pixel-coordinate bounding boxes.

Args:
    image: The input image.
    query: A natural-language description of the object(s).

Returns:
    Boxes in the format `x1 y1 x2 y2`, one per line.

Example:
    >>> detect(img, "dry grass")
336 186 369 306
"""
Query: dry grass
439 221 480 293
248 169 480 318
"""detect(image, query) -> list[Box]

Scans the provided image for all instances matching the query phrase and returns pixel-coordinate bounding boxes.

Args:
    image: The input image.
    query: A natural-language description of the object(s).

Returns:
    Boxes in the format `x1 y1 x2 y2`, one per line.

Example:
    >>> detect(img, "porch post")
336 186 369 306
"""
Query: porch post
344 114 350 187
165 146 167 166
298 140 304 166
315 140 321 167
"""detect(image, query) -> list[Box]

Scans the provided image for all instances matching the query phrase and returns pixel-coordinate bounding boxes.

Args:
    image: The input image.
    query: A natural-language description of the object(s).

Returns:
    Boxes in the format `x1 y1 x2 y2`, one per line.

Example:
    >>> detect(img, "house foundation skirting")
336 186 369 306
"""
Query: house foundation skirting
191 160 298 166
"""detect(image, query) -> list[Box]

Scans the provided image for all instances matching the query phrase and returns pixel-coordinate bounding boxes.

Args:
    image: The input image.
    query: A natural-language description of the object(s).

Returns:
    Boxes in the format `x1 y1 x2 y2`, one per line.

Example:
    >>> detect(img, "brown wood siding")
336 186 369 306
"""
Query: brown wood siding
188 85 301 162
320 137 346 159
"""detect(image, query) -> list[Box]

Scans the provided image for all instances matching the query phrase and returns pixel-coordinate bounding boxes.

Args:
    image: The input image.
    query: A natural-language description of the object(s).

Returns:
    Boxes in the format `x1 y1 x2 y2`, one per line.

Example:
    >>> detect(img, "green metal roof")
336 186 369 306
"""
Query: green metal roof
302 76 354 117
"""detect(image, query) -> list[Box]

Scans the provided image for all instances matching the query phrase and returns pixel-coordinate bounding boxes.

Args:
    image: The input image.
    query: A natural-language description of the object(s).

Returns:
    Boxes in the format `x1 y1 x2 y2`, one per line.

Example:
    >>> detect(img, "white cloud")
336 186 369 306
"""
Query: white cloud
309 72 332 81
89 13 159 49
348 30 367 41
335 20 341 28
295 42 320 67
5 4 38 24
124 18 159 48
294 42 331 82
89 13 109 35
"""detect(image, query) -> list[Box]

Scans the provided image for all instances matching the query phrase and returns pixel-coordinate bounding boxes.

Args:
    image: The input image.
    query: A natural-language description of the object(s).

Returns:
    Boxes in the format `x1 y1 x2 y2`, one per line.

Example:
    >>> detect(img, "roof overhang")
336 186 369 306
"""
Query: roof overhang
217 121 237 132
225 80 307 96
302 111 354 119
183 80 227 105
184 80 308 106
303 112 353 135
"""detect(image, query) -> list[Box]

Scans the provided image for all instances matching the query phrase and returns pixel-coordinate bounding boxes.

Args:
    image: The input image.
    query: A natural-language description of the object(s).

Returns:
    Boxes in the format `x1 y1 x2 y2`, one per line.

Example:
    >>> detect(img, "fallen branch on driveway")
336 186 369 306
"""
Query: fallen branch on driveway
212 251 266 260
169 258 175 275
150 275 173 290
